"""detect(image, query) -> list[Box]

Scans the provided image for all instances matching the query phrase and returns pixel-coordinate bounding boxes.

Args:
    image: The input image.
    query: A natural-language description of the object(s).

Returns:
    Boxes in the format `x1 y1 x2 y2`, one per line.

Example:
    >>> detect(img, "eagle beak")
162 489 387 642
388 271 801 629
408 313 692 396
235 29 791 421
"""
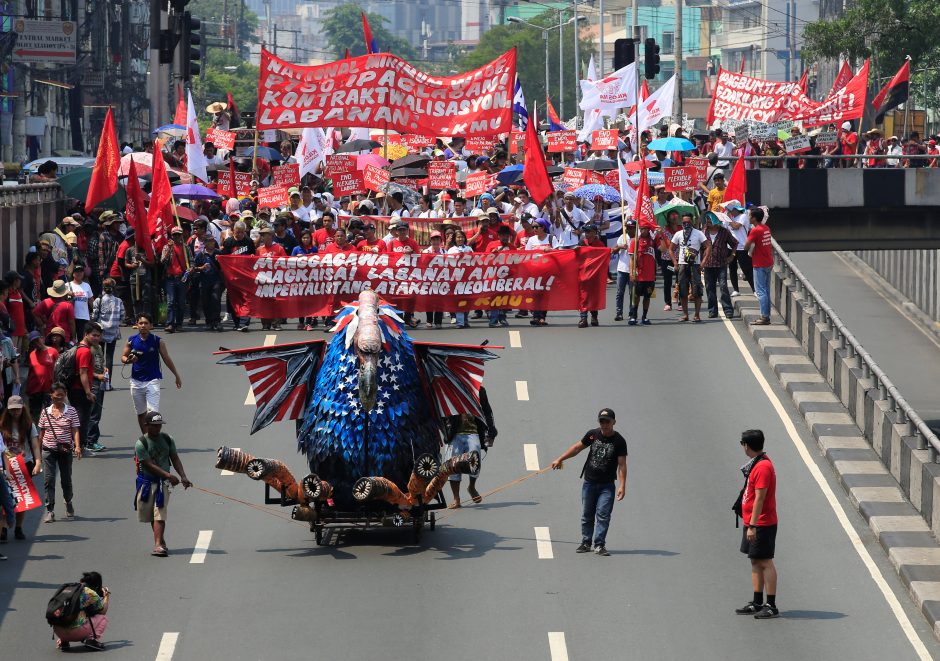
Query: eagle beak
358 352 378 412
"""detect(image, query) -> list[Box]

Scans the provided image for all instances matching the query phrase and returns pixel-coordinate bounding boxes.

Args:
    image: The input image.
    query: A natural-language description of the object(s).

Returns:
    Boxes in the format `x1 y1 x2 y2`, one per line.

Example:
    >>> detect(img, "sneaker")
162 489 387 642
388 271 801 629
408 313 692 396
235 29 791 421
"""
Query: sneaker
641 318 651 325
754 604 779 619
0 528 6 542
43 510 55 523
64 503 75 520
83 638 106 651
222 313 231 323
731 290 740 297
590 316 599 327
498 320 510 327
14 527 25 540
575 542 592 553
664 304 672 312
614 314 623 321
594 545 610 557
450 317 457 325
472 311 483 319
238 325 250 333
232 325 242 332
578 319 588 328
89 443 107 452
426 323 435 329
488 322 500 328
297 322 306 330
628 318 637 326
735 601 764 615
514 311 529 318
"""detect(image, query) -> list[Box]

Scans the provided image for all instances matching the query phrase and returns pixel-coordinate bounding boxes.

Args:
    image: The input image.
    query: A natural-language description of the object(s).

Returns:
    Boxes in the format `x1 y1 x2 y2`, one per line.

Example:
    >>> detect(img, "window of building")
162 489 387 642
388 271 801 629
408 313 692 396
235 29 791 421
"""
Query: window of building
611 13 625 27
662 31 674 54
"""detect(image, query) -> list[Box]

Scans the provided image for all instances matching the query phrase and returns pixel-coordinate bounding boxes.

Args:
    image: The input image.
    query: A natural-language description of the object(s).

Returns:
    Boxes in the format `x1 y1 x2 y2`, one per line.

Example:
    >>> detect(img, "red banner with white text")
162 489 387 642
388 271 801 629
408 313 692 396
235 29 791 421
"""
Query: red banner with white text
257 48 516 137
6 453 42 513
218 248 610 317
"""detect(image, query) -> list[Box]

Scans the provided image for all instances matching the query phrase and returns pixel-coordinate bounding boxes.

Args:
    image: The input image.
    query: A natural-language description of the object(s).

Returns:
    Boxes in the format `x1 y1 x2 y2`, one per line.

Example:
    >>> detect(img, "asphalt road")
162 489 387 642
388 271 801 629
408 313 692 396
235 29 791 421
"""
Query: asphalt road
2 289 939 660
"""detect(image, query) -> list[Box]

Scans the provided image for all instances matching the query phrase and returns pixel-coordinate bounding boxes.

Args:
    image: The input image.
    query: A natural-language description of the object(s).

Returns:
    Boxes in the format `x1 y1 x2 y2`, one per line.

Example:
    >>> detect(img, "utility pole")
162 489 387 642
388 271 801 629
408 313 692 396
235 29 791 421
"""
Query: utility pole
784 0 792 81
559 14 564 118
632 0 639 41
599 0 604 78
573 0 581 122
675 0 683 119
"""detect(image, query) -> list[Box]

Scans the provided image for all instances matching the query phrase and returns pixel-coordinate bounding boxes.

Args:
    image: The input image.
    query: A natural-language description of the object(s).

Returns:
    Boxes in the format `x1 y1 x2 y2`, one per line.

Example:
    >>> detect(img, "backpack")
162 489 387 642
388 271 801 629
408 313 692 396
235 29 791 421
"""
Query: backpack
732 454 766 528
53 345 80 386
45 582 84 626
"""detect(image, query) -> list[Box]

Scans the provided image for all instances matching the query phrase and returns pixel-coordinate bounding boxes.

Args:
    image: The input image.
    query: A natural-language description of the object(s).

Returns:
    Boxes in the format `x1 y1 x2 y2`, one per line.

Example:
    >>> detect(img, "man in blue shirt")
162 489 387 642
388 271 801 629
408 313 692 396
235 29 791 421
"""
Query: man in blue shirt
121 313 182 432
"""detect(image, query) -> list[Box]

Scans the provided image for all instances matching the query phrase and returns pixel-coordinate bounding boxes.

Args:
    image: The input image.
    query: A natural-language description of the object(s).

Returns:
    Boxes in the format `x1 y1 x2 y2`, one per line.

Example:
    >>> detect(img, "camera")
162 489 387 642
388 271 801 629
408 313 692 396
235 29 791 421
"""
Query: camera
129 349 144 360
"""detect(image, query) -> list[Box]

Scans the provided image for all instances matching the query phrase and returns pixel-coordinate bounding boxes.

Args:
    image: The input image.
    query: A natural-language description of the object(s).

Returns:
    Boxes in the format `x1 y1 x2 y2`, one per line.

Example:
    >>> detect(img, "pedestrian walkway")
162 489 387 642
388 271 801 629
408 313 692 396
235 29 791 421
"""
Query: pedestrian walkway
788 251 940 432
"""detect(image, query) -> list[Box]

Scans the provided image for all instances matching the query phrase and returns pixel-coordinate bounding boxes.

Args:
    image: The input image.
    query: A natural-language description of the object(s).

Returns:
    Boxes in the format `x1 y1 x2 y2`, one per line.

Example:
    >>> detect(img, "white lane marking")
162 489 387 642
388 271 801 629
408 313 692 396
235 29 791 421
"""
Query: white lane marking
534 526 553 559
155 632 179 661
190 530 213 564
244 335 278 405
524 443 540 471
509 330 522 348
220 449 240 476
548 632 569 661
516 380 529 401
722 318 932 661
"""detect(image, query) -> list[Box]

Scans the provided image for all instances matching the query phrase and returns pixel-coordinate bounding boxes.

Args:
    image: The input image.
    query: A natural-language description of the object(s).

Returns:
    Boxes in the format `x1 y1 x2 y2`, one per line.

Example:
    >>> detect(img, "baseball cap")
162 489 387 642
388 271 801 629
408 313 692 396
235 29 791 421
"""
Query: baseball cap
27 329 42 344
145 411 166 425
429 230 442 239
170 226 183 235
6 395 24 409
841 121 852 131
598 408 616 421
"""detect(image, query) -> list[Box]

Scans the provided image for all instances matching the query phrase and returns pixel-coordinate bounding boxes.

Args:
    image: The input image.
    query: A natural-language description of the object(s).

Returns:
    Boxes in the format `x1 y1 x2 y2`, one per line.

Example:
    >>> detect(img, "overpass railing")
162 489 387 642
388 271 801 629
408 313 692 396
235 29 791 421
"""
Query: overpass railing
772 237 940 461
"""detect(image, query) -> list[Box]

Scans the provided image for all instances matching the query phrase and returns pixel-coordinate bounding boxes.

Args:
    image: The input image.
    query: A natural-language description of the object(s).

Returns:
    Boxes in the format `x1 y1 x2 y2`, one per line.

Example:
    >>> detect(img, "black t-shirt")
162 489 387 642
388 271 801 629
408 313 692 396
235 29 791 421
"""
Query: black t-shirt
221 236 256 256
580 429 628 483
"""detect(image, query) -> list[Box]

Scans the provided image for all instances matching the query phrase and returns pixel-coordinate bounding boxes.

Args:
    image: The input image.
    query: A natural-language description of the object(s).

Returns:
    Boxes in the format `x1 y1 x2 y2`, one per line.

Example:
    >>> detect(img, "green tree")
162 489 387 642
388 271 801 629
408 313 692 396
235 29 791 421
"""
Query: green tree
321 4 417 61
192 49 260 128
455 12 595 124
189 0 260 54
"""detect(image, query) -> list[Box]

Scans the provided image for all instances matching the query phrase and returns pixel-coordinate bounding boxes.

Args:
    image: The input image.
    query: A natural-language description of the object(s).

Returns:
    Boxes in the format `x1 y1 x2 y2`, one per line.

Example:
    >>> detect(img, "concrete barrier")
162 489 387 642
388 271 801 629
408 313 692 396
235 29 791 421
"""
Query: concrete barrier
0 184 66 274
853 249 940 325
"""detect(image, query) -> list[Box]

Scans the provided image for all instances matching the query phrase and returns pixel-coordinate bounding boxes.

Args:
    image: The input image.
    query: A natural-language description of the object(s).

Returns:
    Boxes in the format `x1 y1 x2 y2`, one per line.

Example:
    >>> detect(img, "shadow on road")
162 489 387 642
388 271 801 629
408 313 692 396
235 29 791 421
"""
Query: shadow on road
780 610 847 620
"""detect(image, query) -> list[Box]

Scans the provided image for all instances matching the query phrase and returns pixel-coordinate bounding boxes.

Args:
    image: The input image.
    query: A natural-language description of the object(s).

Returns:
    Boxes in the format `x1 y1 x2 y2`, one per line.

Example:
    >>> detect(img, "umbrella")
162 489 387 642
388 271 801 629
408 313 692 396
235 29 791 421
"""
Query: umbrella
380 181 422 207
391 153 431 169
653 197 697 224
119 152 153 177
647 137 695 152
175 206 200 222
172 183 221 200
628 171 666 186
153 123 185 137
573 184 621 203
574 158 617 171
336 139 382 153
243 146 281 161
546 165 565 176
53 149 85 157
356 154 390 171
390 167 428 179
377 143 409 160
496 164 524 185
57 168 126 211
623 158 656 172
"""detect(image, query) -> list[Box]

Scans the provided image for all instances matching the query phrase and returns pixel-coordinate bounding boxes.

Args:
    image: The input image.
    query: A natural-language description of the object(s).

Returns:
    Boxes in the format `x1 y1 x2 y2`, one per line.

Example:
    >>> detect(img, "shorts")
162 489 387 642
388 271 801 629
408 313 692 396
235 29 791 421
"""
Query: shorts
633 281 655 298
130 379 161 415
740 524 777 559
136 483 169 523
442 433 481 482
677 264 703 300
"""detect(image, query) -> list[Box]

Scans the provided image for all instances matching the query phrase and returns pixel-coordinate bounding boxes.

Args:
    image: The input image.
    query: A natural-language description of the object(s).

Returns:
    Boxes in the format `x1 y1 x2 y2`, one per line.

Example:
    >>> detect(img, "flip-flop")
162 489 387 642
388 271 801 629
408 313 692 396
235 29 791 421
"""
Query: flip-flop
468 487 483 504
152 547 168 557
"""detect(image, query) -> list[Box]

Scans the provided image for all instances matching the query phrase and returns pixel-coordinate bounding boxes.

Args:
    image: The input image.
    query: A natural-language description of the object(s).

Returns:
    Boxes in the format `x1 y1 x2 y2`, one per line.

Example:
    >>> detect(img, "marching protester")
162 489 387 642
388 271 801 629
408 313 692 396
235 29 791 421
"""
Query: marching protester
0 395 41 541
745 208 773 326
702 213 738 319
670 213 712 323
121 314 183 433
38 383 81 523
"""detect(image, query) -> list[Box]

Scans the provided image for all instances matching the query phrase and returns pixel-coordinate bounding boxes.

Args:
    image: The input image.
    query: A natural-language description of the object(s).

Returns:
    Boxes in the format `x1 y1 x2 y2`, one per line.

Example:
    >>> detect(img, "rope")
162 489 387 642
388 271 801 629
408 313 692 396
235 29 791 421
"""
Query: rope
193 485 308 527
434 466 552 522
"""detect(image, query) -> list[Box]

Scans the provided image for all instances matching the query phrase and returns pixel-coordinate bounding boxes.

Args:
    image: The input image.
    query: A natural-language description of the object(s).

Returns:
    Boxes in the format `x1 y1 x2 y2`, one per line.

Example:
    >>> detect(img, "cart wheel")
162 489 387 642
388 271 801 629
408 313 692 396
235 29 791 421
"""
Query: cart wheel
315 525 325 546
429 511 436 531
415 453 439 478
245 458 269 481
302 473 322 500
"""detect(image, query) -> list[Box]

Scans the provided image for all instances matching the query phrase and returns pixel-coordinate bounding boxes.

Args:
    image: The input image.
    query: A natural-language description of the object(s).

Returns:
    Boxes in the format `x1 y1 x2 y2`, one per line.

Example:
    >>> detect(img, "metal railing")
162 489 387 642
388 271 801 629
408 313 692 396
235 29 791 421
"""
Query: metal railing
771 237 940 462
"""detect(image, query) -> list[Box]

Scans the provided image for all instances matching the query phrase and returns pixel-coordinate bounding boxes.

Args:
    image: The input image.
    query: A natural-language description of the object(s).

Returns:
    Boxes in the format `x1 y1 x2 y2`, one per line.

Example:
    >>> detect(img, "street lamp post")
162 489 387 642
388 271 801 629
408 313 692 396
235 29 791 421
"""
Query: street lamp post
508 15 581 122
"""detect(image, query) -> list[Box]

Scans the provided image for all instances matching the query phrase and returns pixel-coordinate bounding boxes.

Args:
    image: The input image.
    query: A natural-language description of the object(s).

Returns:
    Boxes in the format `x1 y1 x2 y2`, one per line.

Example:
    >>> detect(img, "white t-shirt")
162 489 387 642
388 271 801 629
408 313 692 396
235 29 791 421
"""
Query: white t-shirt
615 233 631 273
724 213 750 250
515 201 540 221
290 206 310 224
70 281 94 320
447 245 473 255
525 234 556 251
671 228 709 265
554 205 590 247
415 209 440 219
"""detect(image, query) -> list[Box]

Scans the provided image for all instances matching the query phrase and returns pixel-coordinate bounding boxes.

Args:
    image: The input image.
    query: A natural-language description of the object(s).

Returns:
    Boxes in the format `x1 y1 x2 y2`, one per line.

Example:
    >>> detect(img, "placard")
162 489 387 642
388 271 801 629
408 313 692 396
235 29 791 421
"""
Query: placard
546 130 578 153
428 161 457 189
688 157 708 185
465 136 495 152
749 123 777 141
217 169 252 196
400 134 436 151
815 131 838 147
664 166 697 192
272 163 300 188
464 171 490 197
508 130 526 155
784 134 811 154
257 184 289 209
591 129 619 151
333 170 367 196
205 127 236 151
562 167 587 189
6 453 41 513
325 154 357 178
363 164 390 192
734 124 749 147
394 177 427 190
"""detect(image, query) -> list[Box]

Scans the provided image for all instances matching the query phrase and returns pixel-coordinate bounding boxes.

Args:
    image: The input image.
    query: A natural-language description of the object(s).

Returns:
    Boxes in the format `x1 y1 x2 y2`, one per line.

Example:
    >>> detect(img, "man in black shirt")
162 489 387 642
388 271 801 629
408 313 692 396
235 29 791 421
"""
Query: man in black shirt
551 408 628 556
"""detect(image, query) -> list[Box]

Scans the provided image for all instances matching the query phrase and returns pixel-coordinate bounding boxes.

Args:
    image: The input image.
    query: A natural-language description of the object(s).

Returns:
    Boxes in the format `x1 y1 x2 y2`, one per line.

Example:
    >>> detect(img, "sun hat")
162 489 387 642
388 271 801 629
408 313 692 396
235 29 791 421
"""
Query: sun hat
47 280 69 298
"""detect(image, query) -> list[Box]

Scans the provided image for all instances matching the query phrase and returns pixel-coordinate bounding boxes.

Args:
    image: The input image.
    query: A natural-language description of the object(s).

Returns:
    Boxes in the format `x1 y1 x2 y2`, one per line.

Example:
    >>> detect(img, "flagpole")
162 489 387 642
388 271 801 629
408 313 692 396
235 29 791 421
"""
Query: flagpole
251 124 260 179
632 64 641 308
168 195 191 269
902 55 912 142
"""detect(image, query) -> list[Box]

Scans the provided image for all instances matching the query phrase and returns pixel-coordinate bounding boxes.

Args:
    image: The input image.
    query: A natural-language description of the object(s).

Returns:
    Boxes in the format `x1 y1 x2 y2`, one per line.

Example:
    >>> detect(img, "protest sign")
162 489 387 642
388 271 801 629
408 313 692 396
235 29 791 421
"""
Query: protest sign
217 169 252 196
400 134 436 151
784 134 811 154
664 166 697 192
205 127 236 151
363 164 390 192
815 131 838 147
546 130 578 152
688 157 708 185
563 167 587 189
325 154 356 178
428 161 457 189
464 171 490 197
591 129 619 151
749 123 777 140
465 136 495 152
508 130 525 154
272 163 300 188
734 124 749 146
257 184 289 209
7 454 41 513
333 170 366 196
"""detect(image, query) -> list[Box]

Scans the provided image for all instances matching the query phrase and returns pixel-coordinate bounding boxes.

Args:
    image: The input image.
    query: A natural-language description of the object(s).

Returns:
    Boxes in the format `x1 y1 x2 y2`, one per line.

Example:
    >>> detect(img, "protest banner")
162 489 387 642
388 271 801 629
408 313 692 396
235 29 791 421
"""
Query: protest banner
325 153 356 179
428 161 457 189
591 129 619 151
272 163 300 188
546 130 577 152
604 170 619 188
400 134 436 150
363 164 390 192
815 131 838 147
508 130 525 154
6 453 41 513
257 48 516 137
333 170 366 196
688 157 708 185
734 124 749 146
464 171 490 197
784 134 812 154
465 136 495 152
749 123 777 141
217 169 252 196
563 167 587 189
394 176 427 190
257 184 289 209
664 166 697 192
205 127 236 151
218 247 610 318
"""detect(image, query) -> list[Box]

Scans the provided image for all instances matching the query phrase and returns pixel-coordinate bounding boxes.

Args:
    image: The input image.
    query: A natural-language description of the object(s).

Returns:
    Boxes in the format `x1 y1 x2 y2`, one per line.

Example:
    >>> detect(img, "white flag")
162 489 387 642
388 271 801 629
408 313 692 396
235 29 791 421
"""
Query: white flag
637 75 676 133
586 55 597 82
348 127 371 142
185 90 208 183
296 127 332 179
617 159 637 213
577 108 605 143
579 63 637 118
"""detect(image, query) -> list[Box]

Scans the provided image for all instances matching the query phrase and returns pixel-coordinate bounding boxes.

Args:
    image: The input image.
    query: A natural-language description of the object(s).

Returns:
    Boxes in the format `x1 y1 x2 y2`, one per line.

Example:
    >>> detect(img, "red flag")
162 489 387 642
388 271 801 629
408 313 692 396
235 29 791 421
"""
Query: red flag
640 79 650 102
227 159 237 197
148 138 174 255
125 159 154 261
723 152 747 206
739 53 745 74
633 165 657 230
522 107 553 206
344 48 350 60
873 59 910 123
797 70 808 94
85 107 120 212
829 61 853 97
362 12 377 54
226 90 241 128
172 85 186 125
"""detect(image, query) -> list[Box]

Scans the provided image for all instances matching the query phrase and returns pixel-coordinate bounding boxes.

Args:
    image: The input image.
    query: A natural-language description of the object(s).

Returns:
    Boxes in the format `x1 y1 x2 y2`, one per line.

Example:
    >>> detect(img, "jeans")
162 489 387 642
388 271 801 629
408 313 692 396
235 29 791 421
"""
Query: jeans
659 259 674 306
165 276 187 327
43 449 73 512
728 251 753 293
488 309 506 325
104 339 116 378
425 311 444 325
581 480 615 547
455 312 468 326
201 281 223 325
0 469 16 527
614 271 631 315
87 387 105 445
703 266 734 317
753 266 772 318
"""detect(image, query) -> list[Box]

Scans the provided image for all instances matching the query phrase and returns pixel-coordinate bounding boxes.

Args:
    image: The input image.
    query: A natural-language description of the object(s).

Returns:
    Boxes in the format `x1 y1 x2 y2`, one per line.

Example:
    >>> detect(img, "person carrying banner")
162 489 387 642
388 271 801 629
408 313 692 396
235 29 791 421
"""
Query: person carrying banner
0 395 41 541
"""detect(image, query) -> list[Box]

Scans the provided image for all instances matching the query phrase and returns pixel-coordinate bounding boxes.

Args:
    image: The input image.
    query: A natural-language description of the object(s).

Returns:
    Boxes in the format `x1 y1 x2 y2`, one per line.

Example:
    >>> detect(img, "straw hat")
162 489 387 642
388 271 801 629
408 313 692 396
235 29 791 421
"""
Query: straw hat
206 102 228 114
47 279 70 298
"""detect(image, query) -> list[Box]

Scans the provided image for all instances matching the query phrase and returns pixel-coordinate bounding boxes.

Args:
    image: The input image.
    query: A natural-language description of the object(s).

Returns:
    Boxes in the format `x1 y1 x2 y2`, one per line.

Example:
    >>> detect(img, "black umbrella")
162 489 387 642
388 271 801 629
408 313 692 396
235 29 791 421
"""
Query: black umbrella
390 167 429 178
336 139 383 153
391 153 431 169
546 165 565 176
574 159 617 171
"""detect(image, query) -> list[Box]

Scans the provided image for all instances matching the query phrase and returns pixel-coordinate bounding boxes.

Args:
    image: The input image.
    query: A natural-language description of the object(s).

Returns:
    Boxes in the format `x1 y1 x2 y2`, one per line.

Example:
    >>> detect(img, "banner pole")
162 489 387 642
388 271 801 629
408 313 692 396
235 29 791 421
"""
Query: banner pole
251 126 260 179
169 195 191 269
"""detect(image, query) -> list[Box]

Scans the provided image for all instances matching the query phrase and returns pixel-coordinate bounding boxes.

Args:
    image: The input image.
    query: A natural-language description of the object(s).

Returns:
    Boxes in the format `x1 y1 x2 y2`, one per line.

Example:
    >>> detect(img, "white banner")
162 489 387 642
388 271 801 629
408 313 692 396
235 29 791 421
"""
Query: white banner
637 75 676 133
185 91 208 183
579 63 637 118
296 127 333 180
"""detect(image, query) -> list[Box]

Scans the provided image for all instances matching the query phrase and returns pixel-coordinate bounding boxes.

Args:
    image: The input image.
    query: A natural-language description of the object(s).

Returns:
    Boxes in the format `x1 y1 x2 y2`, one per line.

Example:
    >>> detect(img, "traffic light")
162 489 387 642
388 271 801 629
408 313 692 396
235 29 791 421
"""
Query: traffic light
613 38 636 71
158 29 176 64
644 38 660 80
179 11 201 81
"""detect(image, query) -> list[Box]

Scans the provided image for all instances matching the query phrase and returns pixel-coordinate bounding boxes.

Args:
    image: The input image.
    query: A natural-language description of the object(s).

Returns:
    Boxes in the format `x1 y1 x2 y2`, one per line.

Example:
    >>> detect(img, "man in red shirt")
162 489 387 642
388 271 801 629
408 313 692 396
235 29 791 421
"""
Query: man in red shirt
744 208 773 325
312 211 338 250
356 223 386 254
69 322 104 455
26 330 58 418
322 231 357 254
33 280 76 342
468 210 502 250
628 224 657 325
484 225 516 254
160 226 193 333
735 429 778 619
577 225 607 328
387 222 420 255
256 226 286 331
